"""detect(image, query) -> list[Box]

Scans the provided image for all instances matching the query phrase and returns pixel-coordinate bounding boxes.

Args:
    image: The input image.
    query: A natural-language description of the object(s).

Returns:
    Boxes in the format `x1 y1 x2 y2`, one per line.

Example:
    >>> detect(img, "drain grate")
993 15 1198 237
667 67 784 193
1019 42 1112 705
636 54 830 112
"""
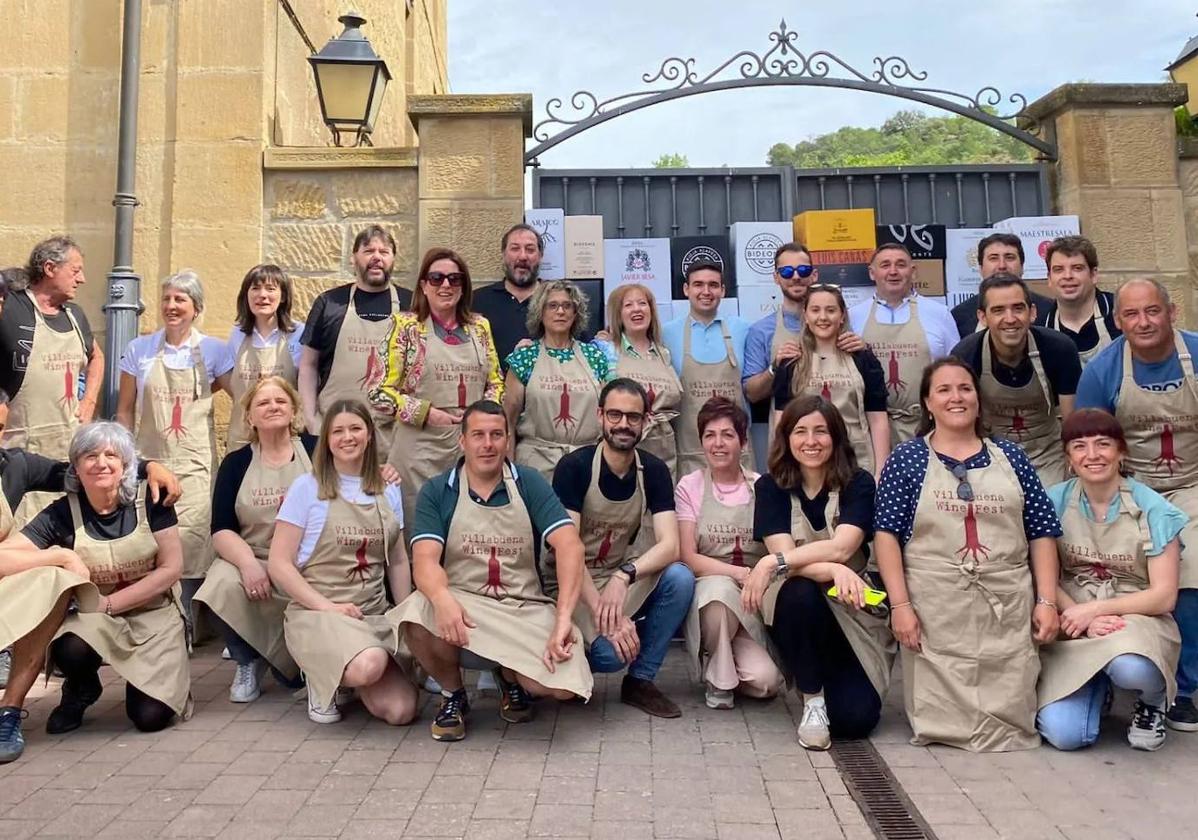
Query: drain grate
829 740 938 840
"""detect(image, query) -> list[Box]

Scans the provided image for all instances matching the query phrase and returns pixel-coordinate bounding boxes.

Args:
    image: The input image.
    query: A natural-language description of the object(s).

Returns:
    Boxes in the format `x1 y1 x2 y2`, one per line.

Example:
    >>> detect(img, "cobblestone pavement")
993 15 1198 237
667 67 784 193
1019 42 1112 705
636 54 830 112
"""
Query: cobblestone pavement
0 643 1192 839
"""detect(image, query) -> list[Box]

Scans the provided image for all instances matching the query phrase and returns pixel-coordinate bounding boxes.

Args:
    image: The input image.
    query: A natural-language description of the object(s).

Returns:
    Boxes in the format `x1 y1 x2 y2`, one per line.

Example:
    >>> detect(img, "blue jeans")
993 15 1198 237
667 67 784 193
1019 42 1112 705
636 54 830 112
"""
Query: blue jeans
1036 653 1167 751
587 562 695 682
1174 588 1198 700
207 612 303 689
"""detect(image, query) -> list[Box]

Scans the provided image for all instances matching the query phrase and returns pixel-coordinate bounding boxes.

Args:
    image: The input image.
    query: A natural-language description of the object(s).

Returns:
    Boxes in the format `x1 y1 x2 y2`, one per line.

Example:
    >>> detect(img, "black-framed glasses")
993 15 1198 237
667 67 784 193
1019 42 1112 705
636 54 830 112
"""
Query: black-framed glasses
777 264 815 280
603 409 645 426
951 462 974 502
424 271 465 288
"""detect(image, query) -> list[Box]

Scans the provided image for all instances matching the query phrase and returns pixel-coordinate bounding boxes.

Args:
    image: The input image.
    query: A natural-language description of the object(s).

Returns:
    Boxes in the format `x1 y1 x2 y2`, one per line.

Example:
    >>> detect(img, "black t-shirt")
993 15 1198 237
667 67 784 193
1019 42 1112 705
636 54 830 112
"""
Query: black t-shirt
1039 290 1122 355
773 349 889 413
22 484 178 549
0 449 68 511
211 434 318 533
299 284 412 389
552 444 675 516
950 325 1081 403
0 292 95 401
473 282 593 372
951 290 1054 338
752 469 876 541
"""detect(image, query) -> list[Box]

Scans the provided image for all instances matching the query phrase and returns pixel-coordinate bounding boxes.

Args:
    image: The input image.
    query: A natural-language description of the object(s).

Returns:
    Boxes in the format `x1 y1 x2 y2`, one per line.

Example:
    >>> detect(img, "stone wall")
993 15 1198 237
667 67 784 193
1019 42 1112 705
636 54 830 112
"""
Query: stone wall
1179 139 1198 327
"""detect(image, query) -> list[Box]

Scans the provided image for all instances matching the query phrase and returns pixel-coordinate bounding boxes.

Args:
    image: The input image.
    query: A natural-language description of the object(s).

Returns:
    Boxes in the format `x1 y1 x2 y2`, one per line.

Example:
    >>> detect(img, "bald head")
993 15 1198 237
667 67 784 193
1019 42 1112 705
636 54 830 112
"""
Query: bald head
1114 277 1176 361
1115 277 1171 310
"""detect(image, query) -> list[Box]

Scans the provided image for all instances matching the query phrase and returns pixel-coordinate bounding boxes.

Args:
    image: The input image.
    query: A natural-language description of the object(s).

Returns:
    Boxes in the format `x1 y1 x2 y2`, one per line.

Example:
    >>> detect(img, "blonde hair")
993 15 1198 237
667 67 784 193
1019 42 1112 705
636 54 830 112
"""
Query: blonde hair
790 286 849 397
313 399 384 500
241 376 304 444
606 283 664 348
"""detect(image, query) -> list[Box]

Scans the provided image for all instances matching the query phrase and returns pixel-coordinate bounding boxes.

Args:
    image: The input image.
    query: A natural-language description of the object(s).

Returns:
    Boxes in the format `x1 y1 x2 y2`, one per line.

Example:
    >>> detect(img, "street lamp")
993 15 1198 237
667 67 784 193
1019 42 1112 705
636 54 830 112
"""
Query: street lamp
308 11 392 147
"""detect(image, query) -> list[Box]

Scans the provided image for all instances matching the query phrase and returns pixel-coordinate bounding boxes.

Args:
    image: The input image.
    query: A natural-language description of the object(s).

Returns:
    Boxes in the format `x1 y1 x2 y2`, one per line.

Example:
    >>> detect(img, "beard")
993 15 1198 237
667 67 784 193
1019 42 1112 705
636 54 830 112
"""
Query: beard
603 427 641 452
503 261 540 289
356 263 392 289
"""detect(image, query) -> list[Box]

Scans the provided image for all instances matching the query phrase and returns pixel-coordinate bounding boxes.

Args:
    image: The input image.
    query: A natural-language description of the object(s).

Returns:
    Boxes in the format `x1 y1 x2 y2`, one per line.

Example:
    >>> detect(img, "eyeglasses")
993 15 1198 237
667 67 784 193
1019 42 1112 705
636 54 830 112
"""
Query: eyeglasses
546 301 577 313
950 462 974 502
603 409 645 425
777 264 815 280
424 271 465 288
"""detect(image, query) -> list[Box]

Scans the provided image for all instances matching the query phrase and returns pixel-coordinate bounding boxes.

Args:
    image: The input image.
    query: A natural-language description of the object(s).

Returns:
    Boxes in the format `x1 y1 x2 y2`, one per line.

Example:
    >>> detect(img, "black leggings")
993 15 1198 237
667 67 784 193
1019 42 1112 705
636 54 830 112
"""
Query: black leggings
51 633 175 733
768 577 881 739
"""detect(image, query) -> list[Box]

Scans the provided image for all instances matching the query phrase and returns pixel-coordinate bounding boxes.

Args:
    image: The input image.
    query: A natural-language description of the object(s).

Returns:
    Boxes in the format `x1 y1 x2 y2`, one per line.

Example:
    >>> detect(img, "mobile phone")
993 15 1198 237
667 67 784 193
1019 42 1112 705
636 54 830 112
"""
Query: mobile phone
826 585 887 607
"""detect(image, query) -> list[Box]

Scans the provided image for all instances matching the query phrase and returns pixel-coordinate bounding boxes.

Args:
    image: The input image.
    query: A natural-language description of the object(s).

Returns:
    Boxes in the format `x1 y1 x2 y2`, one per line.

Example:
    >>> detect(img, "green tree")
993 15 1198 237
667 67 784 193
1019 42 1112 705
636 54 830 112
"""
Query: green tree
767 109 1036 167
652 152 690 168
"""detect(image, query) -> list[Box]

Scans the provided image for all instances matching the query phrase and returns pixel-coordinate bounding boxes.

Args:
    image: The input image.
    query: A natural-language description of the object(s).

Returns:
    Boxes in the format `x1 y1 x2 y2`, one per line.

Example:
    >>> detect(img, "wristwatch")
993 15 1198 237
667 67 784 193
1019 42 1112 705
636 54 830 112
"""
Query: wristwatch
618 562 638 584
773 551 788 578
767 362 777 376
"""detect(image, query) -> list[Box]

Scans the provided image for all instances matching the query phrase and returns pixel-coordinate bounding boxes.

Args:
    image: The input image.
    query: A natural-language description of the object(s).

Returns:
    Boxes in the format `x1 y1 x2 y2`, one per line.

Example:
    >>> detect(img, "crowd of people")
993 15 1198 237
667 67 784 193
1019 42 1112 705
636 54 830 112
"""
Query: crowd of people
0 222 1193 766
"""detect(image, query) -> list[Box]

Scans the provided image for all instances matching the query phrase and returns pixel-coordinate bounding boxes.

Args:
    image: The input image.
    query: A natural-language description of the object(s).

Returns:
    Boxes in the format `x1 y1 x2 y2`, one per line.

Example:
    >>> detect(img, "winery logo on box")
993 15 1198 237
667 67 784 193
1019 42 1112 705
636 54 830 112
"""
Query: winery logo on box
745 233 784 276
625 248 651 272
681 245 724 277
885 224 934 253
528 217 559 245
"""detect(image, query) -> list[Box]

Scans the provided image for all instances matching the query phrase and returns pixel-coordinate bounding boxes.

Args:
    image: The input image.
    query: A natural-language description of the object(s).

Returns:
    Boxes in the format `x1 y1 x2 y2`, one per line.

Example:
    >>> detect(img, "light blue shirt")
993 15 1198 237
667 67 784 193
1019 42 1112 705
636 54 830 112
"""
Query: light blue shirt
847 295 960 361
1075 331 1198 413
661 313 750 406
1046 477 1187 557
743 309 804 381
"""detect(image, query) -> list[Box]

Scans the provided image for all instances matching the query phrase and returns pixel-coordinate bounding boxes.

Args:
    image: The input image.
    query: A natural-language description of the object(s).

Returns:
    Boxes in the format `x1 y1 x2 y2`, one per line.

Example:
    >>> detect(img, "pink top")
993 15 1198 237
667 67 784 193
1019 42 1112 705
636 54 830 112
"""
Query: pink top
675 468 760 522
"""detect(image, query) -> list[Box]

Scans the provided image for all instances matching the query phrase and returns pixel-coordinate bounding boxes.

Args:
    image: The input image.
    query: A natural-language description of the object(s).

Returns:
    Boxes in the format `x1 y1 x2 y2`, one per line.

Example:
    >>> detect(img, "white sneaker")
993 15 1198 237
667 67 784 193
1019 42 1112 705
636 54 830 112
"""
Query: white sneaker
798 697 831 751
221 647 231 660
307 684 341 724
423 675 443 694
705 684 735 710
229 660 267 703
477 670 498 695
1128 701 1166 751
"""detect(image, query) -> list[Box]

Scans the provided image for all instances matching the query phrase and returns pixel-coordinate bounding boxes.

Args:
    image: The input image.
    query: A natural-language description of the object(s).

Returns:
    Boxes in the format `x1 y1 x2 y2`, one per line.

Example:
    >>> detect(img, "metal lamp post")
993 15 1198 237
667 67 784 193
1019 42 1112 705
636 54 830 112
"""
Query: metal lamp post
308 11 392 147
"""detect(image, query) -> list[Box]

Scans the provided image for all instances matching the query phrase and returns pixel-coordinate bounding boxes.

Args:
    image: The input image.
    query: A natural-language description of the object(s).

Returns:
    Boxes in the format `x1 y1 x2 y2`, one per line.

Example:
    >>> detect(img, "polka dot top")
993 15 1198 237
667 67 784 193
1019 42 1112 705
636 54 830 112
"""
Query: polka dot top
874 436 1062 547
504 340 611 387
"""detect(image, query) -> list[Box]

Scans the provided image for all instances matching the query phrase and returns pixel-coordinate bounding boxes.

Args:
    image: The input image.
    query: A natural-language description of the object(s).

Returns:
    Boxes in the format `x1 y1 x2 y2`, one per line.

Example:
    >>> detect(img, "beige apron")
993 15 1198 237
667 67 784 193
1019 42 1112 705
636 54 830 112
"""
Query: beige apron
901 437 1040 751
798 348 875 475
317 287 400 462
53 489 193 717
979 330 1065 486
1047 300 1114 367
0 483 14 542
5 290 89 528
227 329 299 451
1038 481 1180 707
193 439 311 678
389 464 593 699
684 470 771 680
614 342 682 479
514 343 602 481
861 298 932 447
675 320 754 476
1113 334 1198 588
283 490 404 709
767 307 805 453
135 334 216 580
387 321 488 529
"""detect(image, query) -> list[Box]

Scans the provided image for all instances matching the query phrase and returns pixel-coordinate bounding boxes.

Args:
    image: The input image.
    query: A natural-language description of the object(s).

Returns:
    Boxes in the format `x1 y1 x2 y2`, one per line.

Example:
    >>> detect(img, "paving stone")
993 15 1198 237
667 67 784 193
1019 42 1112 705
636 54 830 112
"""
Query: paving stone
471 789 537 820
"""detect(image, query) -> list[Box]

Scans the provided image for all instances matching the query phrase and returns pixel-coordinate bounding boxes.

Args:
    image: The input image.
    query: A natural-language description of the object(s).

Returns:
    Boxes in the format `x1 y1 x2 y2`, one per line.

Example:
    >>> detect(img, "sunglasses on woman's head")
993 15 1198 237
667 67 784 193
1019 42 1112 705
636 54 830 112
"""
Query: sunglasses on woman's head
807 282 841 291
424 271 465 288
776 264 815 280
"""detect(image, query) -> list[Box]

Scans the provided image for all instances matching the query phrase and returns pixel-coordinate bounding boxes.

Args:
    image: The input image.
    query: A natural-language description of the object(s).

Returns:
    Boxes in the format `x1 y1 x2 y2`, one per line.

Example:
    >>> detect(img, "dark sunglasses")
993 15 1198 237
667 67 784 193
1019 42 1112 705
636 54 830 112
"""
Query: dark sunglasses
776 264 816 280
950 462 974 502
603 409 645 425
424 271 465 288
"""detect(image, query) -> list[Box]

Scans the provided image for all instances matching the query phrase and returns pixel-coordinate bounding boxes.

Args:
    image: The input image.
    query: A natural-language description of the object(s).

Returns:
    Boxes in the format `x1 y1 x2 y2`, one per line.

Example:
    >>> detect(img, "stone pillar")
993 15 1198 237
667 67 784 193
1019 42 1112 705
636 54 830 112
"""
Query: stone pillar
1025 83 1192 324
408 94 532 280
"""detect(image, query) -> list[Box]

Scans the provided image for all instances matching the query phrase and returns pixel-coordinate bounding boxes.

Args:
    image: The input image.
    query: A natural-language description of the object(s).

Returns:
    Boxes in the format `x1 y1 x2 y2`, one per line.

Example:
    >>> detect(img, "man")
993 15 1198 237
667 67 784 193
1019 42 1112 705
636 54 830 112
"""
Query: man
1040 236 1120 365
1075 277 1198 733
849 243 960 444
394 400 592 742
472 224 544 368
742 242 816 405
550 378 692 718
298 225 411 457
0 237 104 525
950 232 1054 338
951 273 1081 485
662 261 753 475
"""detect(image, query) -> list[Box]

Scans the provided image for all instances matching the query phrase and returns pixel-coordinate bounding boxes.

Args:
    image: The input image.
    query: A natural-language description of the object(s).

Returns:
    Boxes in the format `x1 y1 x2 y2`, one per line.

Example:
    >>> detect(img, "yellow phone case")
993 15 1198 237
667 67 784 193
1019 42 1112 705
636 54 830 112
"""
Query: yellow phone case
826 585 887 607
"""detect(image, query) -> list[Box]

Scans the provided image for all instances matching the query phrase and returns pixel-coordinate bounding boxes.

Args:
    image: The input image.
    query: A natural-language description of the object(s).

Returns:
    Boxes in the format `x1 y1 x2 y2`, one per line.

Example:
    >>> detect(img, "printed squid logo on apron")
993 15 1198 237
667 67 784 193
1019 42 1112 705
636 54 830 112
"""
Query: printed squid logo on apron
1060 540 1137 582
584 518 634 568
458 532 525 599
335 523 383 584
1001 400 1046 442
932 485 1013 564
540 372 590 431
148 382 197 441
48 353 78 410
432 360 484 411
351 336 385 391
1135 414 1191 476
879 344 922 395
702 521 754 566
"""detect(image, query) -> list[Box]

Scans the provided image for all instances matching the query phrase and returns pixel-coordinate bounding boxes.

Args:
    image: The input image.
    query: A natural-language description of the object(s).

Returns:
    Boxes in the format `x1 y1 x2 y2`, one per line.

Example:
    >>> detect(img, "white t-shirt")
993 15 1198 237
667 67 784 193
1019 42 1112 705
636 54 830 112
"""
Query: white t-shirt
118 329 234 403
223 322 305 369
276 473 404 568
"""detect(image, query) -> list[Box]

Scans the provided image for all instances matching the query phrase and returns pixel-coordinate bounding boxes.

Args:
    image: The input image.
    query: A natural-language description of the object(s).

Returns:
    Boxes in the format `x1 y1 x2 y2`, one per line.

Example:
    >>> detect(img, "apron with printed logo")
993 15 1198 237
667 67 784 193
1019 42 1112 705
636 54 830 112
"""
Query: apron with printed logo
795 349 875 475
227 330 298 451
615 342 682 479
1047 301 1115 367
676 321 754 476
766 308 806 452
861 298 932 446
515 343 602 481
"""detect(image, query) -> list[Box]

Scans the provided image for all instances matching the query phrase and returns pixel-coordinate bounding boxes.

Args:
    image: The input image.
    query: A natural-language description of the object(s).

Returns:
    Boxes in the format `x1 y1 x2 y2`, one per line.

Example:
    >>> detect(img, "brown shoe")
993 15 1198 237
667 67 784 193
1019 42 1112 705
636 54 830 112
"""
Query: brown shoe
620 675 681 718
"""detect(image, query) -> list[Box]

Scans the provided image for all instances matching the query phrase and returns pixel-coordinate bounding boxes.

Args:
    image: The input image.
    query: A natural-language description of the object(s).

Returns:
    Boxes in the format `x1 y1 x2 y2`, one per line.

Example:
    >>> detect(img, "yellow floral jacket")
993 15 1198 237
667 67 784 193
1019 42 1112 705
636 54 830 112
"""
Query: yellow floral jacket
369 312 503 426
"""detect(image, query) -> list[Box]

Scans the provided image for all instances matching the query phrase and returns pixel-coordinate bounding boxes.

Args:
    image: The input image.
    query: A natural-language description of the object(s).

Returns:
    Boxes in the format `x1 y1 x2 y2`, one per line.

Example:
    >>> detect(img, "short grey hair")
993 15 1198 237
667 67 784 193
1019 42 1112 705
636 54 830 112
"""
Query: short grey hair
161 269 205 314
526 280 589 340
65 422 140 506
26 235 81 284
1115 277 1173 310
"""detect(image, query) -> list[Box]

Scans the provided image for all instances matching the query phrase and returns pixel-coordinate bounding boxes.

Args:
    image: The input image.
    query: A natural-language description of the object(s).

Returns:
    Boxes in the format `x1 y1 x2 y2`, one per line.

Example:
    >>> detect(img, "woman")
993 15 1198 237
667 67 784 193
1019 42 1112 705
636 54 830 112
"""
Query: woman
1037 409 1183 752
874 357 1062 752
773 285 890 479
742 396 890 750
269 399 417 727
117 270 233 612
195 377 312 703
597 284 683 478
370 248 502 528
224 265 304 451
678 397 782 710
0 422 188 749
503 280 608 480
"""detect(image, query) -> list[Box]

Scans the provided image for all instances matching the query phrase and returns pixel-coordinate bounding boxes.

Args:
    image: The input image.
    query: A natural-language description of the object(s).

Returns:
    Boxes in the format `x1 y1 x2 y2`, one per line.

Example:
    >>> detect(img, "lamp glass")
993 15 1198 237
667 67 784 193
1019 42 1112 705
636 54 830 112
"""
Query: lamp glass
314 62 374 123
365 72 388 130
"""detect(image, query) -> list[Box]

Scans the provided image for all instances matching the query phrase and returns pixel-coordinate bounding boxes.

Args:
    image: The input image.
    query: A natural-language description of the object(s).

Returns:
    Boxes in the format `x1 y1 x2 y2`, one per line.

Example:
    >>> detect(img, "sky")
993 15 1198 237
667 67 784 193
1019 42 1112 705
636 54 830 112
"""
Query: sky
447 0 1197 169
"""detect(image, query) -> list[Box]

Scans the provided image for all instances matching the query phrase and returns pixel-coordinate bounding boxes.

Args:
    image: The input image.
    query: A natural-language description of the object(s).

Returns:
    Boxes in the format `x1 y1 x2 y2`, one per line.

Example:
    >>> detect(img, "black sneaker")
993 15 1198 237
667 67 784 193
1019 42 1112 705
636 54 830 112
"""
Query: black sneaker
1128 701 1167 751
1166 696 1198 732
46 673 103 735
494 669 534 724
430 688 469 742
0 706 26 763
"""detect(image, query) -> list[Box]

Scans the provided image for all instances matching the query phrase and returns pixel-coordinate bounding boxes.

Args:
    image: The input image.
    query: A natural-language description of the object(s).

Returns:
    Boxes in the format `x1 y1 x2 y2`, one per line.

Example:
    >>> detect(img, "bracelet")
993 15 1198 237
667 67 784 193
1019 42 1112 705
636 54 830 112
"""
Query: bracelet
890 601 911 611
104 598 113 616
1035 597 1057 610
